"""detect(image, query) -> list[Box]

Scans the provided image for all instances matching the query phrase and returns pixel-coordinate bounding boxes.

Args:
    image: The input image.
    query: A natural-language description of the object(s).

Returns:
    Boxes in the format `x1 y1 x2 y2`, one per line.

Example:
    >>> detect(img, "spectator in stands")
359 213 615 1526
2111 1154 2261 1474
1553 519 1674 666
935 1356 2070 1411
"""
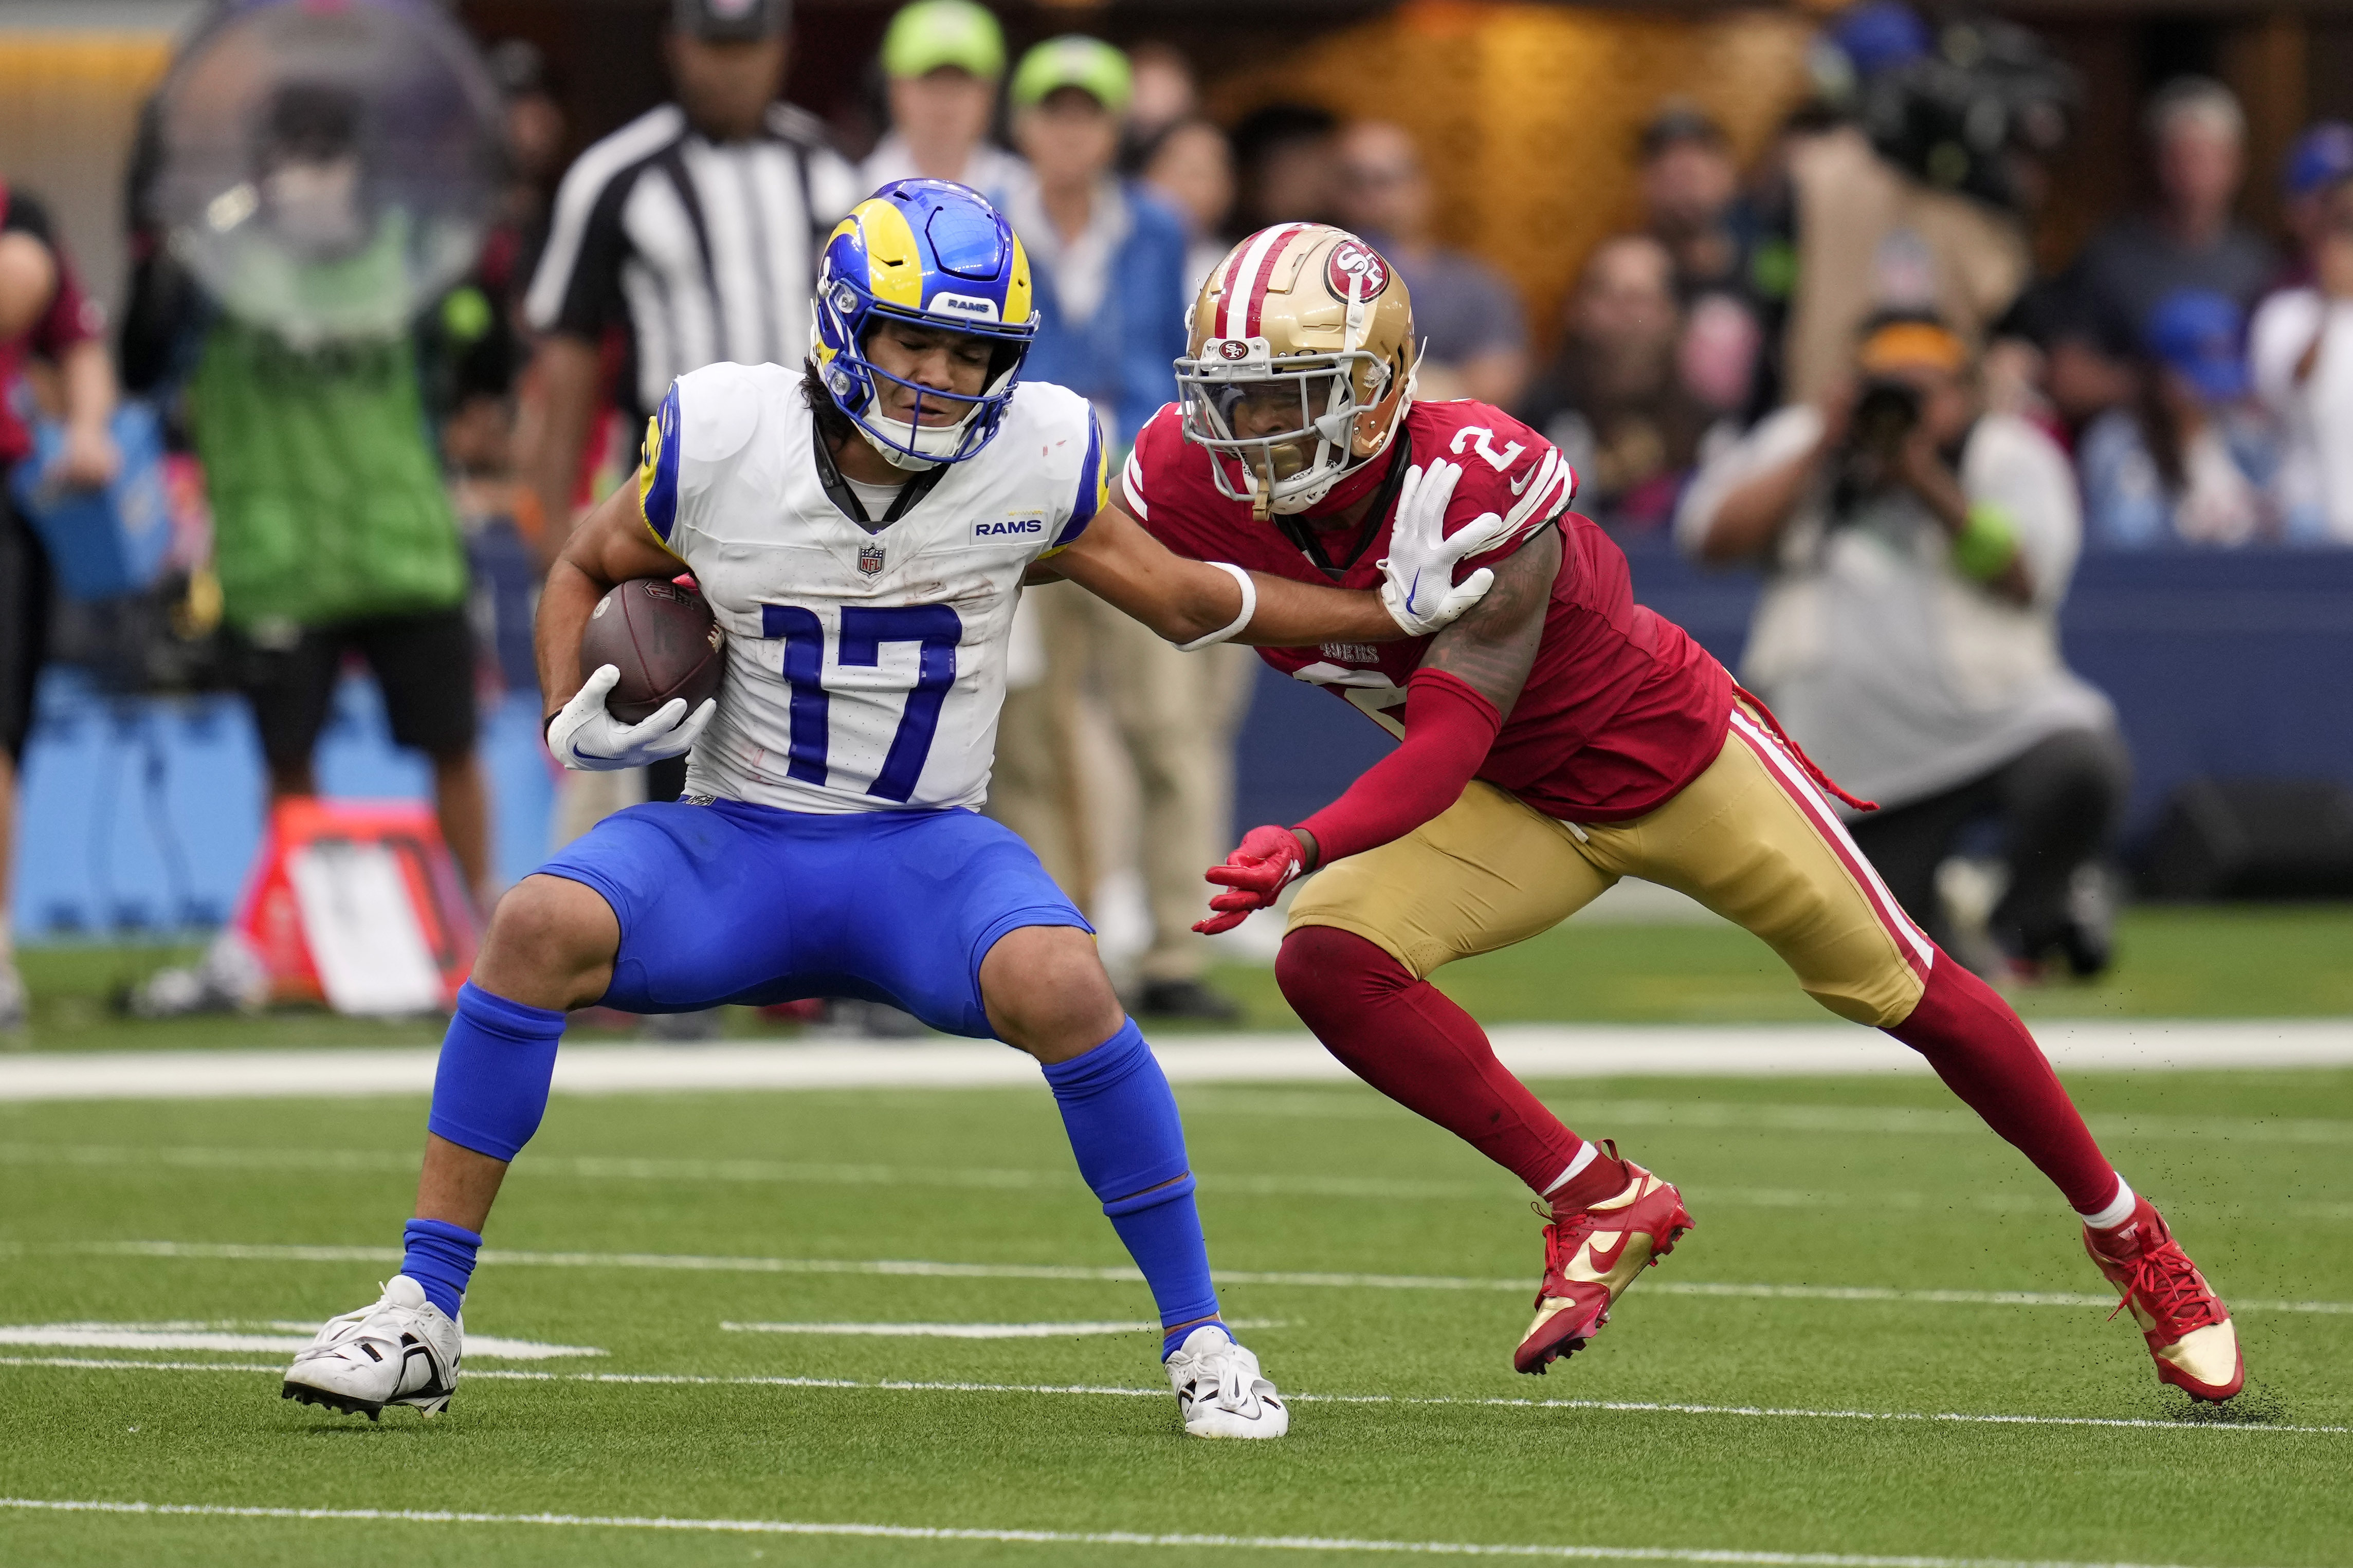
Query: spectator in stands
2079 289 2275 549
1993 275 2140 435
120 81 494 913
1138 118 1236 298
1639 101 1749 304
2251 172 2353 543
1635 102 1766 421
1123 41 1199 151
0 183 116 1033
1229 103 1340 234
860 1 1022 198
1004 37 1188 449
998 37 1250 1020
1519 235 1713 529
2068 78 2275 334
2275 122 2353 291
1335 121 1529 407
1676 311 2126 978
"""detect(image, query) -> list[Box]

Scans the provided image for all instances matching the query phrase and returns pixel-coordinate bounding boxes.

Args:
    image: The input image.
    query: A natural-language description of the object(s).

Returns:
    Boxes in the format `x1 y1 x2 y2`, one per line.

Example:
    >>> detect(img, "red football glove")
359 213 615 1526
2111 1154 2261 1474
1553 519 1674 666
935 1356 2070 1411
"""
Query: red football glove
1194 825 1309 935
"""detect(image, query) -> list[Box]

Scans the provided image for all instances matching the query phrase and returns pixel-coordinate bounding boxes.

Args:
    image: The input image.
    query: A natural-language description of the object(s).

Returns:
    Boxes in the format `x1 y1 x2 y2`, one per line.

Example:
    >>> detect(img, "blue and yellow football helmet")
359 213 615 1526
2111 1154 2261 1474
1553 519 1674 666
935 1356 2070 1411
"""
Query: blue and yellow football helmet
811 180 1039 468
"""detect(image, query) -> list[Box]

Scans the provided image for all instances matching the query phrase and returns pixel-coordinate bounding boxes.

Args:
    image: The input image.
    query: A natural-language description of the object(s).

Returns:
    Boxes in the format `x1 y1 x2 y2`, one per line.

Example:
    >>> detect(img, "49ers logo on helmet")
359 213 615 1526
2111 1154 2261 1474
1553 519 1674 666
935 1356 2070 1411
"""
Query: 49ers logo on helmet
1217 339 1250 361
1326 239 1389 300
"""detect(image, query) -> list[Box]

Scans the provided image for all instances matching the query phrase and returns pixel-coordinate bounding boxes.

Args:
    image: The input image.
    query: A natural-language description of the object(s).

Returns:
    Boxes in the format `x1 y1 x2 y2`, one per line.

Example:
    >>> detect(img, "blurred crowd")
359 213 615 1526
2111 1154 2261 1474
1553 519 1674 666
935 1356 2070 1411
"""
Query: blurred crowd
9 0 2353 1028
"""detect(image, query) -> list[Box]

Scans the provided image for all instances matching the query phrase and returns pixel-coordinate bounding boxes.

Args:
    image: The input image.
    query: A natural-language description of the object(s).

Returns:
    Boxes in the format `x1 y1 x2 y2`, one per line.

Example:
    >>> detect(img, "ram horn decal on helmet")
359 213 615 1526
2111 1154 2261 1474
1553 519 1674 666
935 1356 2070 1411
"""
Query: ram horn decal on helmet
1171 224 1419 521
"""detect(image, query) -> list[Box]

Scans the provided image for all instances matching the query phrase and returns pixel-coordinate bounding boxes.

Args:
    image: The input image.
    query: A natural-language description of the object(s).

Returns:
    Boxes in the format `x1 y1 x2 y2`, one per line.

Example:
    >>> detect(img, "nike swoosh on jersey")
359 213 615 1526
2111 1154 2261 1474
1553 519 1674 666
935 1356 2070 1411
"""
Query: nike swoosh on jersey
1508 469 1535 495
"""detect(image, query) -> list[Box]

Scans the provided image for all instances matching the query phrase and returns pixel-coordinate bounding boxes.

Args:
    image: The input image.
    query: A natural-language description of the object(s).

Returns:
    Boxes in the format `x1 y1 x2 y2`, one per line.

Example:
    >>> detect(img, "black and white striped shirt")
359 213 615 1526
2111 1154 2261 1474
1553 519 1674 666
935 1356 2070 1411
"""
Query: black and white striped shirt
524 102 862 421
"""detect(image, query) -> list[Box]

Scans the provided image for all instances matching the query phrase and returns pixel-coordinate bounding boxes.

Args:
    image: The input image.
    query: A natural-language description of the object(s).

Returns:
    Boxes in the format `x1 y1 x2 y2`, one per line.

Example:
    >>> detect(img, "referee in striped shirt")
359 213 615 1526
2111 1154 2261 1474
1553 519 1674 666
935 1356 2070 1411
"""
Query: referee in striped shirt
521 0 860 559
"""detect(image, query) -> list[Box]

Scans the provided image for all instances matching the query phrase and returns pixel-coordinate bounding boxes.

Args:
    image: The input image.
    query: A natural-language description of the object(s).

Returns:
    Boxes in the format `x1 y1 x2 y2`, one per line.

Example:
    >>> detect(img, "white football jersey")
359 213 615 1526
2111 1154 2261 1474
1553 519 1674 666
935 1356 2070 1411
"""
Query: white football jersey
634 362 1106 814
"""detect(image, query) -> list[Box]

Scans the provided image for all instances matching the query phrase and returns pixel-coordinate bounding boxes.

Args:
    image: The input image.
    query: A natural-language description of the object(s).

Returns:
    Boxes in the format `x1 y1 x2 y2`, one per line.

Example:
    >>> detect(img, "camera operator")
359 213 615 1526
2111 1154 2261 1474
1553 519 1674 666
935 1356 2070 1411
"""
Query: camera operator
1676 312 2126 979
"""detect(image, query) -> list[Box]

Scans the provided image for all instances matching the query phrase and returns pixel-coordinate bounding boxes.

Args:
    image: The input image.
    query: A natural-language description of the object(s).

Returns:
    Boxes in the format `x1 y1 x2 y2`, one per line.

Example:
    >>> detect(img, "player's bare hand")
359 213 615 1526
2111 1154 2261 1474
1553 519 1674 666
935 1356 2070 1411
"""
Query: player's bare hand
546 664 716 771
1195 824 1309 934
1378 459 1518 638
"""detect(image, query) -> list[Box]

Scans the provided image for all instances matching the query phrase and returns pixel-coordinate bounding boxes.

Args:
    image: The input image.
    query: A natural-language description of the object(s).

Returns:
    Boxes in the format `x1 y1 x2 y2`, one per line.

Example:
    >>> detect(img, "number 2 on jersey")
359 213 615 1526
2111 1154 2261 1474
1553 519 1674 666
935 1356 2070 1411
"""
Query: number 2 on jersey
1449 425 1525 472
761 604 962 803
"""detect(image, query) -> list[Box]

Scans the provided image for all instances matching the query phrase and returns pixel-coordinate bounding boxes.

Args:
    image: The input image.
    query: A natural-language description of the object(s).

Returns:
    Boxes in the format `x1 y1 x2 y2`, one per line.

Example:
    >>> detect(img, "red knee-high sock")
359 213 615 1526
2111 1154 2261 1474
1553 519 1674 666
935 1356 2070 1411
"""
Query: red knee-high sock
1277 927 1594 1196
1887 952 2121 1214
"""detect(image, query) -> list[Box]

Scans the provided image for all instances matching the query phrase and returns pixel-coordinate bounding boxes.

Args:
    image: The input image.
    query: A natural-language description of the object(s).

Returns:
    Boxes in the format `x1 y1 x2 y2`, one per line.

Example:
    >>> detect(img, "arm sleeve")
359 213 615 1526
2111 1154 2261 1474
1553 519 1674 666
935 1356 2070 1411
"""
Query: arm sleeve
1296 669 1503 865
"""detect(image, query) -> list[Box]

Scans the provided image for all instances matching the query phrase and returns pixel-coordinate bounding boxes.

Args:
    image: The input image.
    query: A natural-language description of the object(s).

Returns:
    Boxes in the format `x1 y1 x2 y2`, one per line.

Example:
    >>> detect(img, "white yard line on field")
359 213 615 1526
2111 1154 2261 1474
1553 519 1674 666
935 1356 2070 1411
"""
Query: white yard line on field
8 1143 2349 1223
4 1019 2350 1102
45 1241 2353 1316
718 1319 1283 1339
0 1496 2303 1566
0 1364 2341 1439
0 1322 597 1358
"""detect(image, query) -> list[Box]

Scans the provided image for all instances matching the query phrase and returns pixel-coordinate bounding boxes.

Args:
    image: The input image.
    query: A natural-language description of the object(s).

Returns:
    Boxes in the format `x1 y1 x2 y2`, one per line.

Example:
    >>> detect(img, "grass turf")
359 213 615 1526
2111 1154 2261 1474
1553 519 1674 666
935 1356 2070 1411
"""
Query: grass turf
14 902 2353 1051
1 1066 2348 1566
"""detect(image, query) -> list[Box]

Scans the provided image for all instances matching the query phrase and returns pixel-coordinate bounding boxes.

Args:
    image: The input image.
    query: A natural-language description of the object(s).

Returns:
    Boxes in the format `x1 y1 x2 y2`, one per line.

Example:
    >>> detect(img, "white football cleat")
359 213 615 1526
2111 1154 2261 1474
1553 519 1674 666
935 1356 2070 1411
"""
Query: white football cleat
1165 1325 1289 1439
282 1275 462 1421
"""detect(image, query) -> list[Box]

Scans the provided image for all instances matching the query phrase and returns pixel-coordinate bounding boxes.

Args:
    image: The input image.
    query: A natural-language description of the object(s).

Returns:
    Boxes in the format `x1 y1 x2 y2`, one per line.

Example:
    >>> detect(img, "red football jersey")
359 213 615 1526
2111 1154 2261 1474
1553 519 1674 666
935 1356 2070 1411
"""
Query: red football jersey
1121 397 1732 824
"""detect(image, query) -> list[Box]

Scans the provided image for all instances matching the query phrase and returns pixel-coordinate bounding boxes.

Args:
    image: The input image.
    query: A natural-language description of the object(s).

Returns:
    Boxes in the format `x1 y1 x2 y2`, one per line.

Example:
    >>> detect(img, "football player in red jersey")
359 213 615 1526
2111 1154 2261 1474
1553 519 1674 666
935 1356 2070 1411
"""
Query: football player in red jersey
1121 223 2243 1402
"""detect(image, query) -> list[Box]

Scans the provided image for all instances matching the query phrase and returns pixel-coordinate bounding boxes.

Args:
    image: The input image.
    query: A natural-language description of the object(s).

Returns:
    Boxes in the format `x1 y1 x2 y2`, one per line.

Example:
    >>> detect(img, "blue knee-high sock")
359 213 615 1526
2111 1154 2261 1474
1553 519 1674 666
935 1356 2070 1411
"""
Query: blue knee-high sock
401 1219 482 1319
403 983 564 1319
1039 1019 1224 1358
426 982 566 1162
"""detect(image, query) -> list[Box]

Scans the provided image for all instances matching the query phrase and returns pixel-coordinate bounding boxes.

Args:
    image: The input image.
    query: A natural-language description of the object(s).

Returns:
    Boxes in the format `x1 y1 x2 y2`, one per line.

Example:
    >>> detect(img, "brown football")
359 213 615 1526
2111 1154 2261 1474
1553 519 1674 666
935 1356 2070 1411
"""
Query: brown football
578 577 726 725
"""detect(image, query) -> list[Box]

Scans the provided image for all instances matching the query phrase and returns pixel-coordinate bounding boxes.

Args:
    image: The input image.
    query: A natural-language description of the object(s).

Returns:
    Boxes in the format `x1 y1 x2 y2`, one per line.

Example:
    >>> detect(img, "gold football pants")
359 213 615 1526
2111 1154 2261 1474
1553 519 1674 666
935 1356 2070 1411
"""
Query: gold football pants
1287 706 1936 1027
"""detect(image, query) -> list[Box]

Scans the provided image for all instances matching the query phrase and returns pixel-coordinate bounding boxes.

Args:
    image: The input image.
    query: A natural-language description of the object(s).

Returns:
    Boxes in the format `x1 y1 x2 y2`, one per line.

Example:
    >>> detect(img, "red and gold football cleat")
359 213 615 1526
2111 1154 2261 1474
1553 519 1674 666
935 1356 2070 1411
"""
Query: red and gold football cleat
1513 1142 1694 1375
2083 1195 2244 1400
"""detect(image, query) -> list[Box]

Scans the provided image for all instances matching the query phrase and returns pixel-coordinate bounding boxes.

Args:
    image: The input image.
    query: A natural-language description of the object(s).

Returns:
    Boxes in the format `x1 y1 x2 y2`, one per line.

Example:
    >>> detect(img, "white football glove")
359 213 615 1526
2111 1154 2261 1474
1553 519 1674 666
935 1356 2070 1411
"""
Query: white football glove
1377 459 1524 637
546 664 716 772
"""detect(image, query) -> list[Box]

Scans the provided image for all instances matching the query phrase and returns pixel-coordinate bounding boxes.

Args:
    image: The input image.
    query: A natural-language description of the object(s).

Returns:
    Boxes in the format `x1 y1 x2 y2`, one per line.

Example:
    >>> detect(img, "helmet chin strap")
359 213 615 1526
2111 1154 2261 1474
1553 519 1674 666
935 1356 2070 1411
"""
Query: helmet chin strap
860 402 986 471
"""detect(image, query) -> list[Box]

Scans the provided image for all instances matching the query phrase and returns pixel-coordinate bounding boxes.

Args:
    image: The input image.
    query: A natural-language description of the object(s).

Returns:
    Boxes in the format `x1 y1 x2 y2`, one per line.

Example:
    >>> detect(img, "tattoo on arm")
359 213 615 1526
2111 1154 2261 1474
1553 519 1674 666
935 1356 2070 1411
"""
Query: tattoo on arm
1420 527 1559 719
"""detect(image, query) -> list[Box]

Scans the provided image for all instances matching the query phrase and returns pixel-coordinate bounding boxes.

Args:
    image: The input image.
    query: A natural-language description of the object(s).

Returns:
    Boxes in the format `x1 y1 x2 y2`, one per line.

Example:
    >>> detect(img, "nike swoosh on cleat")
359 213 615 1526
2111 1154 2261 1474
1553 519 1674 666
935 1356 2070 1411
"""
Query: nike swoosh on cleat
1566 1230 1639 1285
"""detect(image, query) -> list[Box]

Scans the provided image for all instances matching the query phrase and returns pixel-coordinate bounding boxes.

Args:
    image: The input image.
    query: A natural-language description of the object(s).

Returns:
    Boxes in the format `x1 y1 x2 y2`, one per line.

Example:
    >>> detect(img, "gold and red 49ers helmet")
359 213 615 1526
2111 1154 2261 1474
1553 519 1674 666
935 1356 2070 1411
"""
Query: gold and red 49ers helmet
1175 224 1418 519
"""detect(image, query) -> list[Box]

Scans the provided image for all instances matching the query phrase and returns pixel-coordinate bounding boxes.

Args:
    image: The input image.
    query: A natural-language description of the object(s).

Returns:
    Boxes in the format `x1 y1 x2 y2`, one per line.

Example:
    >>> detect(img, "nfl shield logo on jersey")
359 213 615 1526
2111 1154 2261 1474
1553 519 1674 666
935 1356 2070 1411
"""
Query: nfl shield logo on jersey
858 543 886 577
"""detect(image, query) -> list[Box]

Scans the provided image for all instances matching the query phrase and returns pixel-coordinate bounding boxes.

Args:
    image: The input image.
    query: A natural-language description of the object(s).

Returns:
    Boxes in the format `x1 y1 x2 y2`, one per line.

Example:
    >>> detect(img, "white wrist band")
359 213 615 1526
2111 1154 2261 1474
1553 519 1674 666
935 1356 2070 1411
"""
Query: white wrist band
1176 561 1256 652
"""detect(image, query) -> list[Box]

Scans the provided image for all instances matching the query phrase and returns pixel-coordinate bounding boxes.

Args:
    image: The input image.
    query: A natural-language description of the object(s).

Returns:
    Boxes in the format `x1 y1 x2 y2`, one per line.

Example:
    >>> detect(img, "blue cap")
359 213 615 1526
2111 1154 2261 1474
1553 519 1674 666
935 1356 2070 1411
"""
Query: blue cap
2144 289 2249 402
2284 121 2353 198
1830 2 1931 77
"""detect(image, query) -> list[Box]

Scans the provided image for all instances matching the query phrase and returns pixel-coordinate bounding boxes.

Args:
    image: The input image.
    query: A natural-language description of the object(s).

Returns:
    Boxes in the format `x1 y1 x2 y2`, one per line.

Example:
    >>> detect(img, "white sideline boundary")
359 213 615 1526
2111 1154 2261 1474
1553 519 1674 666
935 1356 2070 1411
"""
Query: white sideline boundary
4 1019 2350 1101
0 1362 2341 1438
0 1498 2296 1566
43 1241 2353 1316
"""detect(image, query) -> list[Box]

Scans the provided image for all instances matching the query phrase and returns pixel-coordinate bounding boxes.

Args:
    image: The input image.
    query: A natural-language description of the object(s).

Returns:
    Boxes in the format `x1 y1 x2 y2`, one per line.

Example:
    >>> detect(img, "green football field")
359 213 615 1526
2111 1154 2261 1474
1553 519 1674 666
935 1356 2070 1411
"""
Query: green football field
3 1058 2349 1565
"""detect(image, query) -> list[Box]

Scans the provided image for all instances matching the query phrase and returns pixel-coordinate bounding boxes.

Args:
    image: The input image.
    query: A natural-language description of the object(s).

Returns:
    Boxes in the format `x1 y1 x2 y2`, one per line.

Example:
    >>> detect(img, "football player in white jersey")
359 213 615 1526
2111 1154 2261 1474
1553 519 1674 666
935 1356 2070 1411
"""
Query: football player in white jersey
281 180 1508 1440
